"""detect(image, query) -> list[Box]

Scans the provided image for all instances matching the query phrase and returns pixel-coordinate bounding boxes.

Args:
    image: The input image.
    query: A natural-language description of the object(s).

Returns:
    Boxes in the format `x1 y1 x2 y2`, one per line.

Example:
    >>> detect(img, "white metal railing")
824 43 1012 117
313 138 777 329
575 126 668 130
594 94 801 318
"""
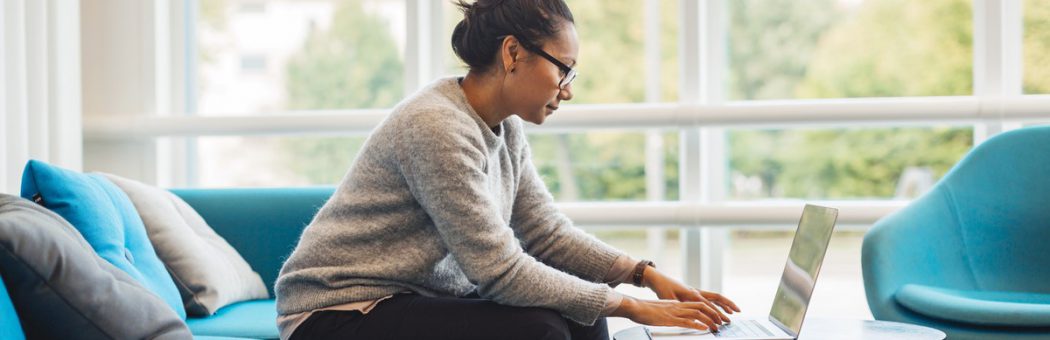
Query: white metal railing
556 200 906 229
81 95 1050 139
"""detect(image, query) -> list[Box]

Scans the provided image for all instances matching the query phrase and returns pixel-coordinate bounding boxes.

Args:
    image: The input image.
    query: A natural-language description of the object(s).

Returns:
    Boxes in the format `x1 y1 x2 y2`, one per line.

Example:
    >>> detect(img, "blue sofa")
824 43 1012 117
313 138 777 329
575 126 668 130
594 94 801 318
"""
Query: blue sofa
175 187 333 339
862 126 1050 339
1 186 336 340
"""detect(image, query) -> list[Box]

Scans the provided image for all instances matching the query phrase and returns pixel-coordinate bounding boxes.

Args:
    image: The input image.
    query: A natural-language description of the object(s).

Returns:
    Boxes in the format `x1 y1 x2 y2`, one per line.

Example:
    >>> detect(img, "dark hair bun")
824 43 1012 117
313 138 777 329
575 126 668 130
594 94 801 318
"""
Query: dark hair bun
451 0 574 71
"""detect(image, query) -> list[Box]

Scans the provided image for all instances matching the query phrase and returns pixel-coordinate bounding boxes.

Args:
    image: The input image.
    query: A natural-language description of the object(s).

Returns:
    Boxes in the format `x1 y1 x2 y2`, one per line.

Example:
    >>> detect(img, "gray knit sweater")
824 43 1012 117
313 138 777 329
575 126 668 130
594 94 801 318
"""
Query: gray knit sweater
275 77 628 325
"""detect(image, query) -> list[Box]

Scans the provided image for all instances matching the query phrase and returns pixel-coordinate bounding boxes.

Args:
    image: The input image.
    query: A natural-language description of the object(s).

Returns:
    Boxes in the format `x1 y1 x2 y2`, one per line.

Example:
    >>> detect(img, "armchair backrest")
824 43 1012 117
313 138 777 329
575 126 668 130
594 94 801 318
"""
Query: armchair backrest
171 187 335 296
936 126 1050 293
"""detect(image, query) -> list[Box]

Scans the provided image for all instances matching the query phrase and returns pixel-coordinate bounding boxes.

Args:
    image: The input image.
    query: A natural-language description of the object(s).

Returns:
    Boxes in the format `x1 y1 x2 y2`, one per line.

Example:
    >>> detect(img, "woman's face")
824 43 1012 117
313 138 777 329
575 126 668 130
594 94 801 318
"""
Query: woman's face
504 22 578 125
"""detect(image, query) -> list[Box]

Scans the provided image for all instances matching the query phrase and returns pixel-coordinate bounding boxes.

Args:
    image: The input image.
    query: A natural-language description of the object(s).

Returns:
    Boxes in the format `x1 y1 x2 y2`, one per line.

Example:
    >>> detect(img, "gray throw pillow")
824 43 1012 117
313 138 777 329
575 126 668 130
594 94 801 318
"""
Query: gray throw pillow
0 194 192 340
103 174 268 316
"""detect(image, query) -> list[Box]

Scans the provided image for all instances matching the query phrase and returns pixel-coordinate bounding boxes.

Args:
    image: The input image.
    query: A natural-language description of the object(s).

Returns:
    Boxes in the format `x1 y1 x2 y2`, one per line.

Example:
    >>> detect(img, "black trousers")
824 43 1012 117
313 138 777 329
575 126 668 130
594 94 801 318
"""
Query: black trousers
290 293 610 340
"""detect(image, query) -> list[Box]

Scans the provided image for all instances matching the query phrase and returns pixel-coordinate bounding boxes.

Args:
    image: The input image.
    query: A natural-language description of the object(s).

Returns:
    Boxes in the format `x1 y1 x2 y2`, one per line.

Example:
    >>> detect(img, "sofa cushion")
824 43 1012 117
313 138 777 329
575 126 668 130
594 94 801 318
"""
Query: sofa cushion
188 299 279 339
171 187 333 297
895 284 1050 327
19 160 185 319
0 272 25 340
104 174 269 316
0 194 192 339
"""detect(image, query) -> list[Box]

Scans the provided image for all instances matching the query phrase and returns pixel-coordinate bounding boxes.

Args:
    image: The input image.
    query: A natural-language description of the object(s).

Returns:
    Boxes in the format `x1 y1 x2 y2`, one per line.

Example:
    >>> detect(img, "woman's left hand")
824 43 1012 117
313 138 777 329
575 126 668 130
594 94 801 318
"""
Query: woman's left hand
641 266 741 324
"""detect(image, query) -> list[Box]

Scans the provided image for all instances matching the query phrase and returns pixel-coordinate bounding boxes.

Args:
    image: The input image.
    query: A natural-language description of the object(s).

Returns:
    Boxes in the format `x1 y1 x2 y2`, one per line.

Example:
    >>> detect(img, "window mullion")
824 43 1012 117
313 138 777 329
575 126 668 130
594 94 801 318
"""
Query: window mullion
404 0 429 94
697 0 728 293
973 0 1024 144
679 0 704 290
427 0 445 81
176 0 199 187
643 0 666 277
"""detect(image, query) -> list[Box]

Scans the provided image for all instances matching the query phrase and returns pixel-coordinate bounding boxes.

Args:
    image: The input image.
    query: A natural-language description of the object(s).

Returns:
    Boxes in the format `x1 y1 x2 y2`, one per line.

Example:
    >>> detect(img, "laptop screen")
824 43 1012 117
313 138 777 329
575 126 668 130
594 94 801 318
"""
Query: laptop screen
768 204 838 336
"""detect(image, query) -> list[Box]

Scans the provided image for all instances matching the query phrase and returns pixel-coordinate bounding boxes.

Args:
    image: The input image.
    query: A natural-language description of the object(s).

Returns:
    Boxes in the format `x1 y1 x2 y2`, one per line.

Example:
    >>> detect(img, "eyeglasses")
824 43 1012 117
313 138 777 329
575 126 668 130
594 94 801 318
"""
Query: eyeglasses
503 35 577 89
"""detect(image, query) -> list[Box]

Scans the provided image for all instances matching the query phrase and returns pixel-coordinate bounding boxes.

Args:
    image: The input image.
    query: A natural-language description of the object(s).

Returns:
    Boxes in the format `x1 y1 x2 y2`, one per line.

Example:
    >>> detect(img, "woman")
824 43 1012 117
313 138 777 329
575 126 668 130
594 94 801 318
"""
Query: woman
275 0 740 339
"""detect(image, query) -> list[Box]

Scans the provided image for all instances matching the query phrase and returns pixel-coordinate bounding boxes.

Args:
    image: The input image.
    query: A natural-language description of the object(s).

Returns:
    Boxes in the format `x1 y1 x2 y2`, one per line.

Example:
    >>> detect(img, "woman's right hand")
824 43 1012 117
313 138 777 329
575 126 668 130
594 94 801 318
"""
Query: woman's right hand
610 296 726 332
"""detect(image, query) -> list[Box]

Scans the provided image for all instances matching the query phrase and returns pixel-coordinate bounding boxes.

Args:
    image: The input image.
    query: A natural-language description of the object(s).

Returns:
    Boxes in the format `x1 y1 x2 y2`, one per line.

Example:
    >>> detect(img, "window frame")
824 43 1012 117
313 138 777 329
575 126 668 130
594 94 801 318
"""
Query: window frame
80 0 1048 292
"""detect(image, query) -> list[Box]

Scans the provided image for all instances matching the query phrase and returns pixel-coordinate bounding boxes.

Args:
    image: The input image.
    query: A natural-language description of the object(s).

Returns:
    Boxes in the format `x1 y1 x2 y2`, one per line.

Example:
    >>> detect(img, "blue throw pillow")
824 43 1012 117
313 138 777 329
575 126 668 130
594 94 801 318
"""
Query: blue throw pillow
19 160 186 319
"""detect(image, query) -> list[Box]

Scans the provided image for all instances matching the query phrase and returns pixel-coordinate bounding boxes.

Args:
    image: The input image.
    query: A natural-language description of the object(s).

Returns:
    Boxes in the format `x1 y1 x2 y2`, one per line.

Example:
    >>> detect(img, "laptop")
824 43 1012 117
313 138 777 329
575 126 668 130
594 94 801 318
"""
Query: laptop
644 204 839 339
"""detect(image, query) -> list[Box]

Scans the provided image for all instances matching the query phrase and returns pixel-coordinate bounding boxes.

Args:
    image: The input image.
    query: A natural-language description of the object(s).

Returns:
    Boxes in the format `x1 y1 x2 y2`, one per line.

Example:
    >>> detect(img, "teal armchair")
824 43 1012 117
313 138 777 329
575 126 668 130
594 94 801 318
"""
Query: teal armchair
862 126 1050 339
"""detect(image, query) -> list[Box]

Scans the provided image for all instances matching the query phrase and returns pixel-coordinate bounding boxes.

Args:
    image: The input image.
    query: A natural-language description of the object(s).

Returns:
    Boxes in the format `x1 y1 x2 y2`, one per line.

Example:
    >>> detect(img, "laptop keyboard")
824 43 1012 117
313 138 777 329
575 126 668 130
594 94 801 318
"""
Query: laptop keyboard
714 320 776 338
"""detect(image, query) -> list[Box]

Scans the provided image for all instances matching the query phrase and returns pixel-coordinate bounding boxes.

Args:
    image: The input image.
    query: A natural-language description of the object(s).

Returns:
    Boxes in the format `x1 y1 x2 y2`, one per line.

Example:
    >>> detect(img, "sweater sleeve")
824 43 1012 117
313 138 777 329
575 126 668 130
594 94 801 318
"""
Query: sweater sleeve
509 143 631 283
394 112 611 325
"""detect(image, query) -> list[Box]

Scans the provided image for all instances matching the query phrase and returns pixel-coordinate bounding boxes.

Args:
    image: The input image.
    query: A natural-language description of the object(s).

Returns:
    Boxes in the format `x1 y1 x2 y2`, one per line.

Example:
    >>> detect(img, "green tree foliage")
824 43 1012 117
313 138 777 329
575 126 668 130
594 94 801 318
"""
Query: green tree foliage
565 0 644 104
730 127 971 198
1025 0 1050 93
280 0 402 184
727 0 838 100
285 1 403 110
797 0 973 98
728 0 975 199
528 0 681 201
529 132 679 201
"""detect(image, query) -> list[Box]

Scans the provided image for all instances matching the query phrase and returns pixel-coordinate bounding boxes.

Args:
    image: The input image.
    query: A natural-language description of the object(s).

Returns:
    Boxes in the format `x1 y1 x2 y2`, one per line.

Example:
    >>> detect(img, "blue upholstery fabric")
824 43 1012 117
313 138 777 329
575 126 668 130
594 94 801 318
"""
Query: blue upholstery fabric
0 272 26 340
172 188 332 339
187 299 279 339
20 160 185 319
863 126 1050 339
896 284 1050 327
171 187 333 296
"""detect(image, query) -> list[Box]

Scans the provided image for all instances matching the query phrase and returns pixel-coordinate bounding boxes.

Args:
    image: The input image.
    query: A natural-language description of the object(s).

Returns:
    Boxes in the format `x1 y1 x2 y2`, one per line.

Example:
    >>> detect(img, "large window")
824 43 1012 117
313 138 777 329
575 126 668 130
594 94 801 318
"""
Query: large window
140 0 1050 329
720 0 975 320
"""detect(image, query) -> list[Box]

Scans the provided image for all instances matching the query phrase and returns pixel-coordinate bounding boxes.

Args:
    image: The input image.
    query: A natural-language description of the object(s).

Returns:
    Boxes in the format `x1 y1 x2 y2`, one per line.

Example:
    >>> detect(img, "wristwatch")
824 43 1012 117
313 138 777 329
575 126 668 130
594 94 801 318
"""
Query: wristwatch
632 260 655 287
